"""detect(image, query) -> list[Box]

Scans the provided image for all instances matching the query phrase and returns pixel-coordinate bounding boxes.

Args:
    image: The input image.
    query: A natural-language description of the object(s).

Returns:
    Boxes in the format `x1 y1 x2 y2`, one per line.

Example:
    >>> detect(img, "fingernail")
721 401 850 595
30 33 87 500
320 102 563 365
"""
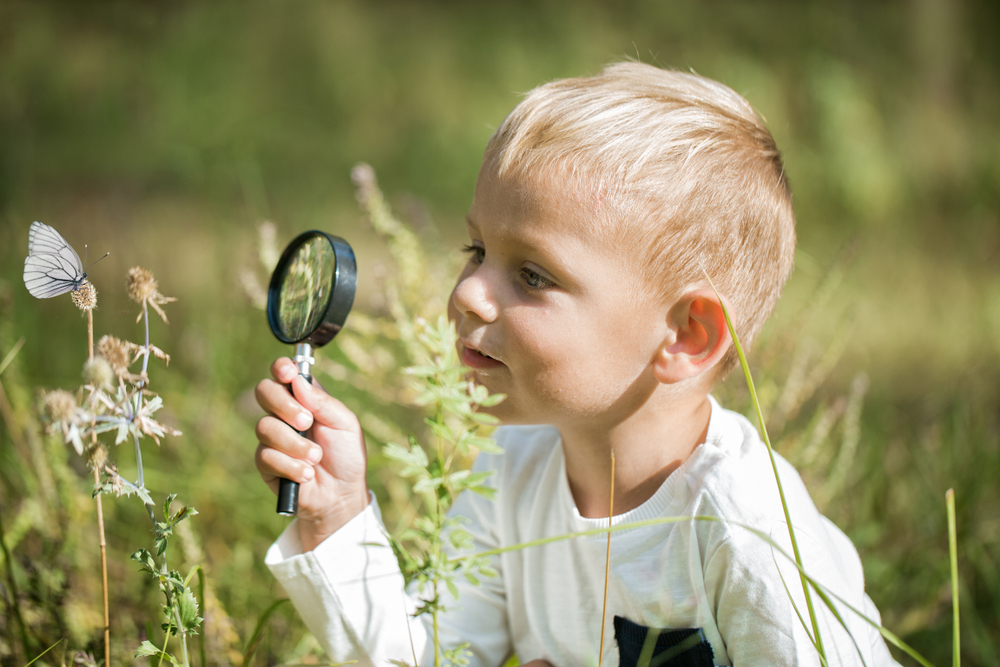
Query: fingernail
307 446 323 464
295 412 311 430
301 465 315 481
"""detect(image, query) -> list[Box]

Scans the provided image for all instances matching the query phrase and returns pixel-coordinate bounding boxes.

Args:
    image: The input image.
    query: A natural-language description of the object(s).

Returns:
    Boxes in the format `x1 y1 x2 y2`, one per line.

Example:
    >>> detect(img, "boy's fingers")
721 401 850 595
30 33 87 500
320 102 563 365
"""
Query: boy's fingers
255 378 314 431
255 441 316 485
255 415 323 465
291 375 360 433
270 357 299 383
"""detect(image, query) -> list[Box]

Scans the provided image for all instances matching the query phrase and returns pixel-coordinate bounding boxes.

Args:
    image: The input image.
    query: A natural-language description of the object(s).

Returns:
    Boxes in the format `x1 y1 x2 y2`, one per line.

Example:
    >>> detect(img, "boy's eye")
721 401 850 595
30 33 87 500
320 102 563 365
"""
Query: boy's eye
520 268 554 290
461 243 485 264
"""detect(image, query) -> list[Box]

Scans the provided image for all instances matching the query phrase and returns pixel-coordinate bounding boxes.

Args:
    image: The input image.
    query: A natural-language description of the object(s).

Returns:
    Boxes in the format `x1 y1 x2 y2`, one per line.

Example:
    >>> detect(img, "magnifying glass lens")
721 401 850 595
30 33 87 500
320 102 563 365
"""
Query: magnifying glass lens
276 236 337 341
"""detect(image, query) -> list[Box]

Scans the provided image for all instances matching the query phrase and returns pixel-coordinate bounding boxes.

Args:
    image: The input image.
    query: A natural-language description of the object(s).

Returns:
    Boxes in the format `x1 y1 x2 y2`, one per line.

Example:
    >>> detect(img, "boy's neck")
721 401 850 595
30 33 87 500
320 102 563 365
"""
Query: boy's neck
559 387 712 519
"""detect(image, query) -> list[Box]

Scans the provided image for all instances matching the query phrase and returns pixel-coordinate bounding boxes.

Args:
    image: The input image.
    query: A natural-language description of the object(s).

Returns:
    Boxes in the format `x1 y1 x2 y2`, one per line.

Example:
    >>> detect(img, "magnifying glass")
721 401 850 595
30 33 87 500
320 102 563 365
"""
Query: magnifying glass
267 231 357 516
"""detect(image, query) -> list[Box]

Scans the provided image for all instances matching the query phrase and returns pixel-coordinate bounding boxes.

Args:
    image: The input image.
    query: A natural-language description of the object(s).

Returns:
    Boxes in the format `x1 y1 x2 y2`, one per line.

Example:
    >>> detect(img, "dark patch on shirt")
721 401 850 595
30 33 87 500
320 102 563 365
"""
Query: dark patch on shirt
614 616 715 667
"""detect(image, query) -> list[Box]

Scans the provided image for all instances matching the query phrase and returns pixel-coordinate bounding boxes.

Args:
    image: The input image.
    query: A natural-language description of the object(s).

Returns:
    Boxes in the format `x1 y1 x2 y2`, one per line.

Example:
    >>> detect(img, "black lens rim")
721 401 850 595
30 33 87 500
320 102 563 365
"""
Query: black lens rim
266 231 357 347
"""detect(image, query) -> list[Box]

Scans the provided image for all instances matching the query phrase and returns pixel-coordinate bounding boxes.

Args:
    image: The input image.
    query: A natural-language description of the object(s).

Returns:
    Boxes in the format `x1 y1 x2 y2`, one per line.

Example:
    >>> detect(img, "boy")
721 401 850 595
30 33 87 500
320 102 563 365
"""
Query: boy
255 63 898 666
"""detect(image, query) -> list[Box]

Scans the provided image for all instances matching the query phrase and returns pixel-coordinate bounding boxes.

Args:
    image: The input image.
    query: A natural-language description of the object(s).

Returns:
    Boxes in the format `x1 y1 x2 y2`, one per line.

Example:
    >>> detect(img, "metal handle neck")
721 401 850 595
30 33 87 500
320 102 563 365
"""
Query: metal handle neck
294 343 314 377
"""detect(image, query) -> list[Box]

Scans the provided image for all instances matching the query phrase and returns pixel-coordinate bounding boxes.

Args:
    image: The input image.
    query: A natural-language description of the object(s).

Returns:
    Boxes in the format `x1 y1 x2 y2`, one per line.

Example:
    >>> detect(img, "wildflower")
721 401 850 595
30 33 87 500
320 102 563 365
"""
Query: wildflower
133 394 182 445
98 335 133 377
83 356 115 391
71 280 97 311
41 389 86 454
127 266 176 324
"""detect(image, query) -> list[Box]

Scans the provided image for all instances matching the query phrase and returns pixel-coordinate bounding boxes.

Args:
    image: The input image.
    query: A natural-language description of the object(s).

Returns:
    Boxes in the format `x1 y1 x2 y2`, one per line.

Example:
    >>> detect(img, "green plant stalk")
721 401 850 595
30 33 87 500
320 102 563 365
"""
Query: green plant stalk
25 638 65 667
947 489 959 667
433 402 445 667
707 276 827 660
197 567 207 667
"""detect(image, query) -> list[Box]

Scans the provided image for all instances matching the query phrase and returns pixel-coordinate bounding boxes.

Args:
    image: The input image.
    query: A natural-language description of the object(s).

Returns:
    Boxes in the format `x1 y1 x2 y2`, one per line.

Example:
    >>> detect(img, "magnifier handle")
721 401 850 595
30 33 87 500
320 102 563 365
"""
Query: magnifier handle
277 372 312 516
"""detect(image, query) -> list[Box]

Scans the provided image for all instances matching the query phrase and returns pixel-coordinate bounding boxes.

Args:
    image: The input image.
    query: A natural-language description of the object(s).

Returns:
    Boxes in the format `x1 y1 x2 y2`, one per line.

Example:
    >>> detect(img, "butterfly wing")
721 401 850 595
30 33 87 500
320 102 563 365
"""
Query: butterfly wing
23 221 87 298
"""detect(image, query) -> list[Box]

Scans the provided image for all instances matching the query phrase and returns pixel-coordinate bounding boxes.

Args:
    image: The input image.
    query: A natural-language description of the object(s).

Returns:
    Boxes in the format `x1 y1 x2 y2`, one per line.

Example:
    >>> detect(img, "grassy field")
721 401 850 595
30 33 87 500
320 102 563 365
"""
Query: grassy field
1 1 998 665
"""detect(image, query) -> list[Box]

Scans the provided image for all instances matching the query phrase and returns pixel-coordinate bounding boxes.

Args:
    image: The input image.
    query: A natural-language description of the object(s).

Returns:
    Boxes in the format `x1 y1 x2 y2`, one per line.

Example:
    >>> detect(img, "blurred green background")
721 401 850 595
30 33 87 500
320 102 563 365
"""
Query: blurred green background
0 0 998 665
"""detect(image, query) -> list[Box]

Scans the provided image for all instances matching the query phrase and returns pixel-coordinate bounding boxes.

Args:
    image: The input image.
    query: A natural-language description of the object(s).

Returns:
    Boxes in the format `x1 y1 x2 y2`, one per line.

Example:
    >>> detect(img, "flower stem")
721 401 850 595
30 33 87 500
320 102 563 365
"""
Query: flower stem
88 307 109 664
87 310 94 361
141 302 151 380
93 464 110 667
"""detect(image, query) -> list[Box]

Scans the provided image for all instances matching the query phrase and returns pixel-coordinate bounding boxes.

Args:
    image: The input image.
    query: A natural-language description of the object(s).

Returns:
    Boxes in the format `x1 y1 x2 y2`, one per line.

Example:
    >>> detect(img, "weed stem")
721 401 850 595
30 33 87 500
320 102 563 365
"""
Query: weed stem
93 461 110 667
597 452 615 667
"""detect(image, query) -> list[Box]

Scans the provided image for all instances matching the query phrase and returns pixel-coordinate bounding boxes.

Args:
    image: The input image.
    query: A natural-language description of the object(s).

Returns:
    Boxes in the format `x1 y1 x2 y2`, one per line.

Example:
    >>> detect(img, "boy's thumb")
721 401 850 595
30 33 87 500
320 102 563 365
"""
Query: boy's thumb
291 373 358 431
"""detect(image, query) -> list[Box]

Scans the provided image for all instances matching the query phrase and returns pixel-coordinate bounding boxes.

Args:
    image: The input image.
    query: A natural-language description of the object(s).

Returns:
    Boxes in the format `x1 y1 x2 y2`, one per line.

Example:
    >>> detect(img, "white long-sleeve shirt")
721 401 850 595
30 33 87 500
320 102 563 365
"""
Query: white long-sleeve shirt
266 397 899 667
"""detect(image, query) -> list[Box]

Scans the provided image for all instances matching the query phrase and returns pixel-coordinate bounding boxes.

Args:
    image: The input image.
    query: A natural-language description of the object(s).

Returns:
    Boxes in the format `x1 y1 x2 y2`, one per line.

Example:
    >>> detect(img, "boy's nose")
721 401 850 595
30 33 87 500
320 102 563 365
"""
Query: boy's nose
450 270 498 323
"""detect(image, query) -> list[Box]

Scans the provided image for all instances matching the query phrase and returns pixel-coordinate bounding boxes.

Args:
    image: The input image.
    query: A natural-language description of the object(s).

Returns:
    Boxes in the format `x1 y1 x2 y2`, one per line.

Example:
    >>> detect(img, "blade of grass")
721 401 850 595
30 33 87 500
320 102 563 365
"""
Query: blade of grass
947 489 959 667
597 452 615 667
242 598 292 667
25 639 65 667
0 337 25 377
703 272 826 661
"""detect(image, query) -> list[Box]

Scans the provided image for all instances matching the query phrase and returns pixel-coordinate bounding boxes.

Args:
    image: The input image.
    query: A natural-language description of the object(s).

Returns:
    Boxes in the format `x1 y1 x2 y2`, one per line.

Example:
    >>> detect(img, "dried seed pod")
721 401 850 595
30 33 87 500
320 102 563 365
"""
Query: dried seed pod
127 266 158 304
86 443 108 470
127 265 176 323
83 356 115 390
98 335 131 376
71 280 98 311
42 389 78 422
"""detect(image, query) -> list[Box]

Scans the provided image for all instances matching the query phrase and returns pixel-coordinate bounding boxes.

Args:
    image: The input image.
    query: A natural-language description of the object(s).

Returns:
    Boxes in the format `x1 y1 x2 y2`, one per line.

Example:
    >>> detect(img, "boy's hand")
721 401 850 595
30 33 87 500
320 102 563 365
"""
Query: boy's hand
255 357 369 552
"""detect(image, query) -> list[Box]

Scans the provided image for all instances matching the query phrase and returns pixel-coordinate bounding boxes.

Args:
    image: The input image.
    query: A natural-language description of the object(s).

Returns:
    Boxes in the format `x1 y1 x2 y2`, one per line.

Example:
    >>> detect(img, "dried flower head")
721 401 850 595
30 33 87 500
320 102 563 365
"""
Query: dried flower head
71 280 97 311
83 356 115 390
127 266 157 303
85 443 108 470
98 335 132 376
127 266 176 324
42 389 78 422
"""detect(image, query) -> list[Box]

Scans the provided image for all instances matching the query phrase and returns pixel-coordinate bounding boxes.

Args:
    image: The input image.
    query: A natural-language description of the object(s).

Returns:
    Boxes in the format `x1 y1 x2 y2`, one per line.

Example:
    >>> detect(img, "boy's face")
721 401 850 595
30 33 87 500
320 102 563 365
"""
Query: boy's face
448 163 670 428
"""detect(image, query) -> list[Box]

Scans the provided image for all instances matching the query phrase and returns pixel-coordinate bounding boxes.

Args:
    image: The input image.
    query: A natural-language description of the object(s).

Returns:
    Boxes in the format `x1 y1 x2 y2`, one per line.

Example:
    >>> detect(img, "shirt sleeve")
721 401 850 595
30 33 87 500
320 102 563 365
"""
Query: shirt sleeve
266 453 511 667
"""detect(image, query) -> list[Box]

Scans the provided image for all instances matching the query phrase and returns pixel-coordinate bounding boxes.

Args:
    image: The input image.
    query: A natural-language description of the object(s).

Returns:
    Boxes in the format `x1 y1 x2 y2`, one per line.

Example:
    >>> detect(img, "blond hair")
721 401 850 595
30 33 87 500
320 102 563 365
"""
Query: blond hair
484 62 796 373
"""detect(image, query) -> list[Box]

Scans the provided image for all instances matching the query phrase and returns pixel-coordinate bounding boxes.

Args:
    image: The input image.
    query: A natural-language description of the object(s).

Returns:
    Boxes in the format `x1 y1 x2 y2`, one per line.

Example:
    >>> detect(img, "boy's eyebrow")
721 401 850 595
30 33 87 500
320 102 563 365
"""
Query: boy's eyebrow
465 214 480 231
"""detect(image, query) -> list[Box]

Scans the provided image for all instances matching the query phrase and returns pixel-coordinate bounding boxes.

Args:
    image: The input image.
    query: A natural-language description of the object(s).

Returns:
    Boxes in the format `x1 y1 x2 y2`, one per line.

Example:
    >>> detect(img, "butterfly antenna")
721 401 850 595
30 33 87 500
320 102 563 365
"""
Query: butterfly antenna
85 246 111 271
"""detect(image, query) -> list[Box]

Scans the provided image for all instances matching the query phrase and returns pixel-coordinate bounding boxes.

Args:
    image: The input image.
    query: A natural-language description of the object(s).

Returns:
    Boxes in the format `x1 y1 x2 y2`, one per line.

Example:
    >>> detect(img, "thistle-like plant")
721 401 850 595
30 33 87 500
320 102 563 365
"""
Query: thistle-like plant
35 263 201 666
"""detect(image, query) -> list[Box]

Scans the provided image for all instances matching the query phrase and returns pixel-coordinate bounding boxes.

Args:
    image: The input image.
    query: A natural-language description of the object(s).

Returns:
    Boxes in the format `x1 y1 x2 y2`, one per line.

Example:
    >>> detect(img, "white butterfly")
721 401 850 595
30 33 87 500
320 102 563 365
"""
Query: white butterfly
23 221 89 298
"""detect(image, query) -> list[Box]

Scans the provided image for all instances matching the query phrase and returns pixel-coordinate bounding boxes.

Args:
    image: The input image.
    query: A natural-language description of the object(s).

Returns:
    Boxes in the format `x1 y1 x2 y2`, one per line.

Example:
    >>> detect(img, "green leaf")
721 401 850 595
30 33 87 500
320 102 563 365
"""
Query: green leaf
449 528 474 550
466 484 497 500
176 587 203 633
115 422 129 445
471 412 500 426
131 548 157 574
478 393 506 408
135 640 161 658
413 476 443 495
163 493 177 519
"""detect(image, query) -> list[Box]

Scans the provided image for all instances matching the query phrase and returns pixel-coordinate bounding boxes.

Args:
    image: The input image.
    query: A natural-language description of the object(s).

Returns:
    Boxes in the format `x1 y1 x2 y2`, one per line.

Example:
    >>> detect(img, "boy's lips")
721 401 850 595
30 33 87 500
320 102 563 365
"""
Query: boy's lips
459 342 505 370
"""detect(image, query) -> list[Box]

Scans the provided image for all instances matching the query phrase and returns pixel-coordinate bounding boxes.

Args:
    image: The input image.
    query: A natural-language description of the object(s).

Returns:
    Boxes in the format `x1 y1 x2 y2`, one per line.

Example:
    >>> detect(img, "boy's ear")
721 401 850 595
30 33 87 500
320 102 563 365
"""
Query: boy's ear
652 289 732 385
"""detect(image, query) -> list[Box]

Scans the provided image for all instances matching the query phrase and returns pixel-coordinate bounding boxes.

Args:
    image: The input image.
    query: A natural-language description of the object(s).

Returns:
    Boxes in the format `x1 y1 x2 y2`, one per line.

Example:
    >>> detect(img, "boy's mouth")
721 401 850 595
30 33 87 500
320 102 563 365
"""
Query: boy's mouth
460 344 505 370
